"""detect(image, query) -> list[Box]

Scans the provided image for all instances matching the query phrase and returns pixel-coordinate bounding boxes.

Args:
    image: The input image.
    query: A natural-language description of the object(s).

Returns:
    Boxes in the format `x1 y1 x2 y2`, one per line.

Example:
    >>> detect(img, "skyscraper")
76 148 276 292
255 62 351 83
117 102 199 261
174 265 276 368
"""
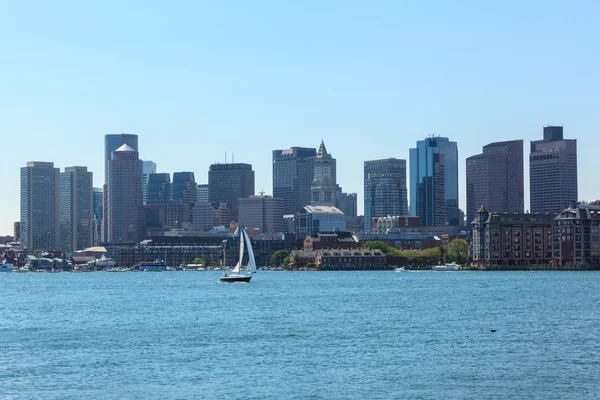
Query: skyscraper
197 184 209 204
103 134 138 242
172 172 197 205
410 136 458 226
530 126 578 213
107 144 143 243
147 173 171 204
363 158 408 232
20 162 60 251
272 146 317 214
311 141 337 207
142 160 157 205
93 187 103 246
208 163 255 221
238 195 285 234
466 140 524 222
60 166 93 252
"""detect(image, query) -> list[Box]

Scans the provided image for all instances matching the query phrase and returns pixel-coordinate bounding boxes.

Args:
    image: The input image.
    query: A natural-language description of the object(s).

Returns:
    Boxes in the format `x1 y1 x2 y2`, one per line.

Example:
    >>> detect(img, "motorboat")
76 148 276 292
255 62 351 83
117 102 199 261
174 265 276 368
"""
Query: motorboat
139 259 167 271
432 263 459 271
394 266 409 272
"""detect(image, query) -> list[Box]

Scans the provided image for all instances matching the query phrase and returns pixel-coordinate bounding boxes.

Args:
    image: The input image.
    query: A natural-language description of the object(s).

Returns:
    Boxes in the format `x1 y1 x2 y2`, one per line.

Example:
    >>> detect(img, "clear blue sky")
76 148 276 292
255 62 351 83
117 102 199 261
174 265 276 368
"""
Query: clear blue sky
1 1 599 235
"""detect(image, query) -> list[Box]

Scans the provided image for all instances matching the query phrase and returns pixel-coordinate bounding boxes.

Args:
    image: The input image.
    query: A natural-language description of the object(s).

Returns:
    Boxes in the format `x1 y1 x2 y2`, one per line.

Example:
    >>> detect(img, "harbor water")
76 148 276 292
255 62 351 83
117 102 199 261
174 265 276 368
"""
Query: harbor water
1 271 599 399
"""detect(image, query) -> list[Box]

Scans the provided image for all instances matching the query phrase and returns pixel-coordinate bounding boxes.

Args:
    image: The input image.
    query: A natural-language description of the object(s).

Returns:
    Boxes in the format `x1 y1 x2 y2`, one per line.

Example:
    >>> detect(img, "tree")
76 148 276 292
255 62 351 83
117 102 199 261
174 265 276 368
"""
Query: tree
363 241 392 254
447 239 469 265
202 255 212 267
270 250 289 266
192 257 202 265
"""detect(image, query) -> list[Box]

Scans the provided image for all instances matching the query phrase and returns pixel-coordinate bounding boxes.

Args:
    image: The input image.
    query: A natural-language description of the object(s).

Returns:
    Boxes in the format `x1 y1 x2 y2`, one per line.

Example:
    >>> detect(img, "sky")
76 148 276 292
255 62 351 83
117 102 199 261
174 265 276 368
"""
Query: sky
1 1 599 235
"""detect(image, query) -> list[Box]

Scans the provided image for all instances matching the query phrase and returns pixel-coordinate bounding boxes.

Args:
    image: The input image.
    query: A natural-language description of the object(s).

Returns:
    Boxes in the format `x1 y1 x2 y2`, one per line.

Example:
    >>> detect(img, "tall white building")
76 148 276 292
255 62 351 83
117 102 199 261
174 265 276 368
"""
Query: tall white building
311 141 337 207
20 162 60 251
238 195 284 234
142 160 157 205
60 167 93 252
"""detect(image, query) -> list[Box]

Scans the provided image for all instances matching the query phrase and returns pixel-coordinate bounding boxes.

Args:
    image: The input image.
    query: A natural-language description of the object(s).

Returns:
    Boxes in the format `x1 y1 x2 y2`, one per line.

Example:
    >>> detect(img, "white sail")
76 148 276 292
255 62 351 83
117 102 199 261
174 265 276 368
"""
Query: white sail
242 228 257 273
231 225 245 274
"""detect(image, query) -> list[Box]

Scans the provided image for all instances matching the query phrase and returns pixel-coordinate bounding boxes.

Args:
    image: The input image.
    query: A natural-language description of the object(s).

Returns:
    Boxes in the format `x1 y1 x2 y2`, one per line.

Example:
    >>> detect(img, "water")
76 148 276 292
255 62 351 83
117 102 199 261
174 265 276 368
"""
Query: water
1 271 599 399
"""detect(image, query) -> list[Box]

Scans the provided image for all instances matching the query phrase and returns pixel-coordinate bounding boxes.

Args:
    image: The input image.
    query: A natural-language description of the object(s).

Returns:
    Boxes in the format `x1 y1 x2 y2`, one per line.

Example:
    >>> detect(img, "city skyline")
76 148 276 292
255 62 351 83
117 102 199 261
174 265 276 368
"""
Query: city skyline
2 2 600 234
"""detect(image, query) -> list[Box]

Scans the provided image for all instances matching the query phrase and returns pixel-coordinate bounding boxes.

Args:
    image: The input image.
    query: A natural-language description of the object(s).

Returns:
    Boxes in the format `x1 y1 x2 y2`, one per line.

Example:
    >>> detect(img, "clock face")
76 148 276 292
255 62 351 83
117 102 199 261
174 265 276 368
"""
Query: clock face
324 167 330 175
315 167 321 176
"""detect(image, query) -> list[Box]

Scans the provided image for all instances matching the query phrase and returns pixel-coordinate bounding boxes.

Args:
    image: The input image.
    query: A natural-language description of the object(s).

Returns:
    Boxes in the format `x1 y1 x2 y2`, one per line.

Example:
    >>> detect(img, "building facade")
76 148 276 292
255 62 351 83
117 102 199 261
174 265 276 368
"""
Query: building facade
142 160 157 205
295 205 346 237
13 222 21 243
311 141 337 207
272 146 316 215
60 166 93 252
410 136 458 226
530 126 578 213
93 187 103 246
552 202 600 267
20 162 60 251
107 144 143 243
208 163 255 221
364 158 409 232
238 195 285 234
147 173 171 204
197 184 209 204
466 140 524 222
471 207 555 266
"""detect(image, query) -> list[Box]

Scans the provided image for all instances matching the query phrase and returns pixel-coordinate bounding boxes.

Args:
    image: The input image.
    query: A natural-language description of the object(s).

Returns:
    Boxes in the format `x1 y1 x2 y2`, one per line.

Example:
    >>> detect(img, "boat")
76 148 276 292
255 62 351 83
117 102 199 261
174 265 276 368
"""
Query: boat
432 263 459 271
95 255 116 268
394 266 409 272
139 258 167 271
0 262 14 272
221 224 256 283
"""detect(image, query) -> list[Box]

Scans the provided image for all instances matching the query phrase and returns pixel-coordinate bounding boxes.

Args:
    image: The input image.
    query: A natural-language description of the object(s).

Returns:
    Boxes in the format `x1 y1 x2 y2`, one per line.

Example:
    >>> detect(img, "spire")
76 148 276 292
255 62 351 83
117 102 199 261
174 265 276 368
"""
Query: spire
317 140 328 158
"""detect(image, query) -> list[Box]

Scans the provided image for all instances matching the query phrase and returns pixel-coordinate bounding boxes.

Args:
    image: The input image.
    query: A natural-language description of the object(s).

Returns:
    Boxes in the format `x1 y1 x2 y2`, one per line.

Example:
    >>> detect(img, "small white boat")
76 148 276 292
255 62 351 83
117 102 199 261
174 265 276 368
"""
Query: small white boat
394 267 409 272
432 263 459 271
0 263 15 272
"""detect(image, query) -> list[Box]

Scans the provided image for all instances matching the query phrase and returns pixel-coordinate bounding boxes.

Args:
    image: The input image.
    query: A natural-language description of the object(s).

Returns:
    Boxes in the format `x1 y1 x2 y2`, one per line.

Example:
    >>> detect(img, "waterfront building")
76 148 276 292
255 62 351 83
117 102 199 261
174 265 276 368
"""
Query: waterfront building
295 205 346 237
552 201 600 267
103 134 138 242
311 141 337 207
107 144 143 243
530 126 578 213
13 222 20 243
60 167 93 252
410 136 459 226
208 163 255 221
364 158 409 232
223 233 302 266
303 232 361 251
238 195 285 234
197 184 209 204
316 248 385 270
20 162 60 251
272 146 316 215
466 140 524 222
142 160 157 205
471 207 555 266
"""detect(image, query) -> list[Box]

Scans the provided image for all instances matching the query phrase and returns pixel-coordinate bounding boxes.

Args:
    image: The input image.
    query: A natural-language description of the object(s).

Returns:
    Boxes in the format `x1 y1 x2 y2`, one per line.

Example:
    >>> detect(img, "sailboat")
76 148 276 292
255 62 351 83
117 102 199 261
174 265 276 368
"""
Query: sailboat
220 224 257 283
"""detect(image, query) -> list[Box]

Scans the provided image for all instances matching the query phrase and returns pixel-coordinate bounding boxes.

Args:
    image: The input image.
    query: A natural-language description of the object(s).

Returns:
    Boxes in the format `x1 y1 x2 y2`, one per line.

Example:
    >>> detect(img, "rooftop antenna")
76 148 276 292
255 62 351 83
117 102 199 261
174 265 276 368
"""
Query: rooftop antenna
225 152 227 163
232 153 234 163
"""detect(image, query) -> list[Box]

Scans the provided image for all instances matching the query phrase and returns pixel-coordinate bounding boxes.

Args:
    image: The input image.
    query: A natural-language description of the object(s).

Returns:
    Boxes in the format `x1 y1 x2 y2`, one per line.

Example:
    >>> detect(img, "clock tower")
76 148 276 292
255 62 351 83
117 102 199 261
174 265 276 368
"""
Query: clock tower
311 140 336 207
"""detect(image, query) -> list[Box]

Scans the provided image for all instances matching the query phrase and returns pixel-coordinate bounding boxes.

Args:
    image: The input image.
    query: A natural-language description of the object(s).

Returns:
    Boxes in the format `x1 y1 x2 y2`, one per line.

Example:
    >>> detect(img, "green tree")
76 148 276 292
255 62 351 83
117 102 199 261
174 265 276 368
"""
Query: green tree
447 239 469 265
270 250 289 266
363 241 393 254
192 257 202 265
202 255 211 267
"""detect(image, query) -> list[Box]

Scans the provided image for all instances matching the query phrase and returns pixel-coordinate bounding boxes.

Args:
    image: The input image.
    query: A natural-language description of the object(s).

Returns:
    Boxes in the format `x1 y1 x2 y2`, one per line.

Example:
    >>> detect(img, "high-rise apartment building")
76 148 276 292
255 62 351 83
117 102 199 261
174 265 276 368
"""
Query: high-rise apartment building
466 140 524 222
311 141 337 207
410 136 458 226
238 195 285 234
197 184 209 204
142 160 157 205
103 134 138 242
530 126 578 213
107 144 143 243
20 162 60 250
272 146 317 214
208 163 255 221
363 158 408 232
60 166 93 252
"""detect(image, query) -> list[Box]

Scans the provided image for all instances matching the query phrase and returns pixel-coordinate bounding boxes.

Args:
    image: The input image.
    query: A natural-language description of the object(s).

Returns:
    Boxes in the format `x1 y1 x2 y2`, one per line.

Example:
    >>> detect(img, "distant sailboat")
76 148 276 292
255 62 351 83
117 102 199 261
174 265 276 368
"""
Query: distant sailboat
221 224 257 283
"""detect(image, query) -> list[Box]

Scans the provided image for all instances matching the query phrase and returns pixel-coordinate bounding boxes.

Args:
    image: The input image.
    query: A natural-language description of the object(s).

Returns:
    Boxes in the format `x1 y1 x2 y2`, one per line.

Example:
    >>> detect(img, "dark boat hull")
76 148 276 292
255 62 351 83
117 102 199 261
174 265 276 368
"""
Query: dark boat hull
220 275 252 283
